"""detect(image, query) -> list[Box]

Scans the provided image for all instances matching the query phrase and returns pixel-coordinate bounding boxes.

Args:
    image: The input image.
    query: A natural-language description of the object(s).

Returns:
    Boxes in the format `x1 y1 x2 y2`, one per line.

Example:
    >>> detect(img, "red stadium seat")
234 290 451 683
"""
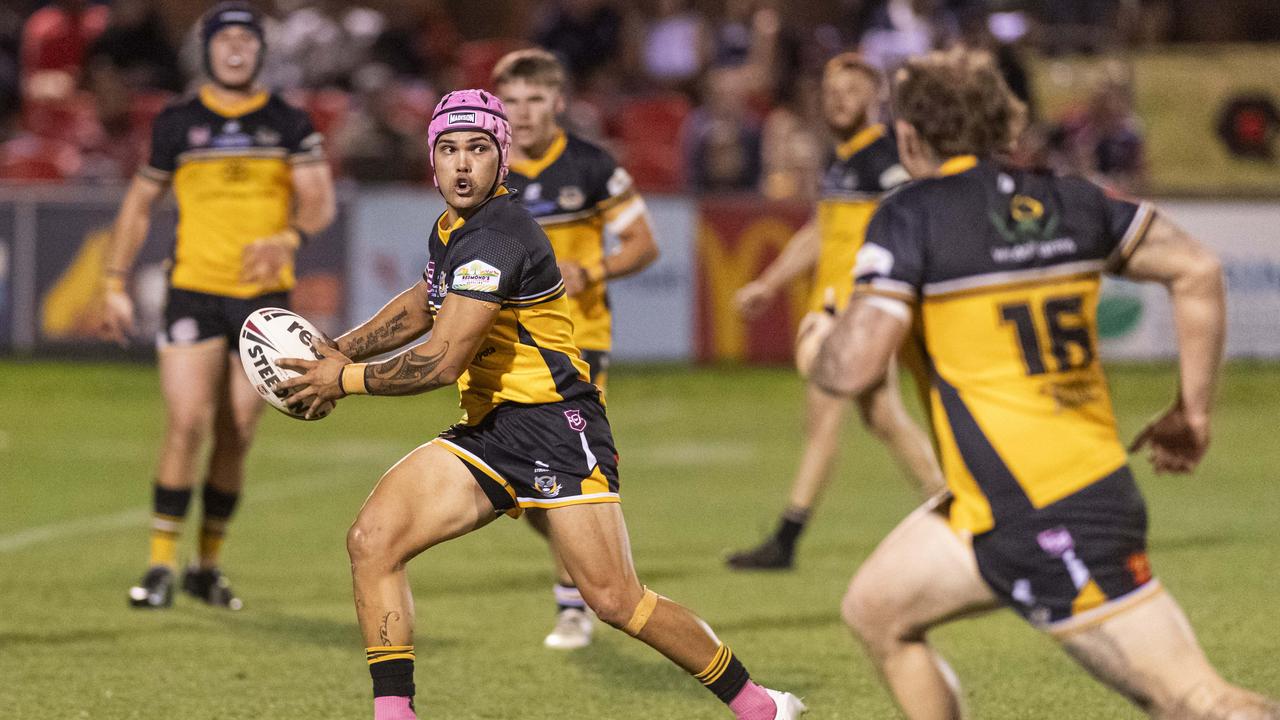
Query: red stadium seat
611 94 691 192
306 88 352 140
0 134 82 181
456 38 527 90
21 92 98 144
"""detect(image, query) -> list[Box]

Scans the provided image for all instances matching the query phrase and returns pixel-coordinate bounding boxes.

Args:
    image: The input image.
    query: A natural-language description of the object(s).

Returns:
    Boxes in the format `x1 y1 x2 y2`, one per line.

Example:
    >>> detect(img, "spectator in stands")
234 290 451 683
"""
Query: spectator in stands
685 67 762 192
20 0 109 101
858 0 958 72
335 65 432 183
85 0 180 92
271 0 385 89
534 0 623 88
641 0 710 91
74 54 146 180
1049 71 1147 192
759 75 824 200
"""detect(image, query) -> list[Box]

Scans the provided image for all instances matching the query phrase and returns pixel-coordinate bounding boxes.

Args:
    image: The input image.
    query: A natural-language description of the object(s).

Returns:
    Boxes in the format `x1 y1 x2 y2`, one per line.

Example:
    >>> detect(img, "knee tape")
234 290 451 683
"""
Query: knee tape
623 587 660 637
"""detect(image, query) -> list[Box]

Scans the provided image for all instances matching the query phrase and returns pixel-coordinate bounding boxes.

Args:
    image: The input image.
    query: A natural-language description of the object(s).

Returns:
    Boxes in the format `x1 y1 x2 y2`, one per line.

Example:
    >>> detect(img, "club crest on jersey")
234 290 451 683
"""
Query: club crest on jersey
254 127 281 146
989 193 1059 244
564 409 587 432
448 111 477 125
558 186 585 211
188 125 211 147
452 260 501 292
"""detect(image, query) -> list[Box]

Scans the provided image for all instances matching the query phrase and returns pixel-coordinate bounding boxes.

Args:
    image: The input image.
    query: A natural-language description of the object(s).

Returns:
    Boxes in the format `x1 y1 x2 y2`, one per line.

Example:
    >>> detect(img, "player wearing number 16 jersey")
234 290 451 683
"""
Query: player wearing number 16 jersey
809 48 1279 719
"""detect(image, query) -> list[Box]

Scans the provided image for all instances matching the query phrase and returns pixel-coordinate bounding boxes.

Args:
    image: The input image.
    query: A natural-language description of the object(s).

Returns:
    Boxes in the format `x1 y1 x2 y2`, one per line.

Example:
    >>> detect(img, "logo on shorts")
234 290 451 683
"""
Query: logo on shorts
563 409 586 432
169 317 200 344
533 460 561 497
558 185 585 211
1127 551 1152 585
1036 527 1075 558
448 111 477 125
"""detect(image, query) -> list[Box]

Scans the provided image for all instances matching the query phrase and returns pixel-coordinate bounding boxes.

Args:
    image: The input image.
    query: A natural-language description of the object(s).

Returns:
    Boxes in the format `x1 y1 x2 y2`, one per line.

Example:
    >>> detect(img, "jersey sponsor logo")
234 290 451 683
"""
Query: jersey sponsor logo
854 242 895 281
447 111 477 125
606 167 634 197
254 127 281 146
990 193 1060 245
563 408 587 432
558 185 586 211
213 120 253 148
188 125 211 147
452 260 502 292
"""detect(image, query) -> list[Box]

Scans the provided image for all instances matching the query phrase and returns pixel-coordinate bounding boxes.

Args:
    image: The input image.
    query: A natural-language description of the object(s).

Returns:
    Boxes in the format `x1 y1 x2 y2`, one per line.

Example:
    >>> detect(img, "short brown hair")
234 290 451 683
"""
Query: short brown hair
891 48 1025 158
491 47 566 90
824 52 881 89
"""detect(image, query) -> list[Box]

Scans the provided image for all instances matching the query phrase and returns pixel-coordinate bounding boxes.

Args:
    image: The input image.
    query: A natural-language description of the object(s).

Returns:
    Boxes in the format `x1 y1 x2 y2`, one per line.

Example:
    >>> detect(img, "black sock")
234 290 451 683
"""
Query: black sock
694 644 751 704
774 507 810 551
367 648 415 700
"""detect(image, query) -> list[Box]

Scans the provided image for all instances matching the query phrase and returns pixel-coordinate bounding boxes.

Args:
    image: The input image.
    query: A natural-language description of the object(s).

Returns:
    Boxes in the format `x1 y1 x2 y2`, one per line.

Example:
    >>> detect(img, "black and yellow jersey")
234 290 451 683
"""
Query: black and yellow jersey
505 131 645 352
141 85 325 299
813 123 909 312
853 155 1155 535
423 187 595 425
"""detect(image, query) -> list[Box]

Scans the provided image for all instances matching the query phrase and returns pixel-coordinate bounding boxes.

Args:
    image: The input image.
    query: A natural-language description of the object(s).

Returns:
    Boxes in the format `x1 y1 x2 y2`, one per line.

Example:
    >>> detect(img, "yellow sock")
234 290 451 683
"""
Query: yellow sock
198 519 227 569
148 513 183 568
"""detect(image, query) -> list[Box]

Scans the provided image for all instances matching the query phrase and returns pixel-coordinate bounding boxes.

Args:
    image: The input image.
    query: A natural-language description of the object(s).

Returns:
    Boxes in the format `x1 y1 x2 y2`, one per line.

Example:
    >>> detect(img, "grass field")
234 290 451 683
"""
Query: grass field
2 360 1278 719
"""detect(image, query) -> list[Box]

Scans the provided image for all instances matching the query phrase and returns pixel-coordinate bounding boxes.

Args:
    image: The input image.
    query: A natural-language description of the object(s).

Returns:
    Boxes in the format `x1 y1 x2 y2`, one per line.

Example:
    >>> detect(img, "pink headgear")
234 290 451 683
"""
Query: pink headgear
427 88 512 189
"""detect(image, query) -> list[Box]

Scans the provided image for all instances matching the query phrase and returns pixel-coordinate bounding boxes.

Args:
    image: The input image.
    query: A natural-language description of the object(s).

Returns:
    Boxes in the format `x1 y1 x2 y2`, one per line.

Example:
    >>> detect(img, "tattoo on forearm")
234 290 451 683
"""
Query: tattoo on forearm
344 308 409 360
378 610 400 646
366 341 452 396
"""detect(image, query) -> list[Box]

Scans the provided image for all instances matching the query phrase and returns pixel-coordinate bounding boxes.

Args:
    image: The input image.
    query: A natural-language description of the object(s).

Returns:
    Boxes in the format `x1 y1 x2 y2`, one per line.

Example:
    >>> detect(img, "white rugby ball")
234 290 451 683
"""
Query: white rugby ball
238 307 335 421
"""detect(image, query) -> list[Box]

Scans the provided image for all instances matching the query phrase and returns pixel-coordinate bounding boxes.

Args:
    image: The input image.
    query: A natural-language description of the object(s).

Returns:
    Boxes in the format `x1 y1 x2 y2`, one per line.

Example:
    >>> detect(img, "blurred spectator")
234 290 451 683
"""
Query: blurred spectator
366 3 463 85
1039 0 1121 55
1048 71 1147 192
84 0 180 92
0 6 21 133
684 67 762 192
336 66 432 183
641 0 710 90
759 75 824 200
74 55 148 180
534 0 623 87
858 0 958 72
271 0 385 89
20 0 109 101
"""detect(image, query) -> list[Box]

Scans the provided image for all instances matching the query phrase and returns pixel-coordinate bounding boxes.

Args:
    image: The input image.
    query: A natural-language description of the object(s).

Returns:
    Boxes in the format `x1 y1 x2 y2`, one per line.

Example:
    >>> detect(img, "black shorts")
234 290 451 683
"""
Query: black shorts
580 350 610 387
160 288 290 351
972 466 1157 632
432 393 620 517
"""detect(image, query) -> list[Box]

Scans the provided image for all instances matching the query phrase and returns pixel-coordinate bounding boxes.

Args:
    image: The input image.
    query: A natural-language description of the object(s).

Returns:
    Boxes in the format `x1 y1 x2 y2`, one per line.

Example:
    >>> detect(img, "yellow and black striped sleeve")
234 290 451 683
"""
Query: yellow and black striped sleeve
852 197 924 304
138 106 184 184
281 106 326 167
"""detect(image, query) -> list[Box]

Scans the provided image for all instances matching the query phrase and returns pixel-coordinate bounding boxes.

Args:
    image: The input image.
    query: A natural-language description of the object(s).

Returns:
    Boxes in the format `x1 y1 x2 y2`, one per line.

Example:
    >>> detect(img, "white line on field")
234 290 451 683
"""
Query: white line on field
0 472 368 555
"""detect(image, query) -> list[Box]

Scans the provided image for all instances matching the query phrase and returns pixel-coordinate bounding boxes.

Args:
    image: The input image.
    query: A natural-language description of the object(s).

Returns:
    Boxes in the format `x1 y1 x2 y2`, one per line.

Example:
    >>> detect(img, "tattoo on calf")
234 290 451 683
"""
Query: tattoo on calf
379 610 401 646
345 309 410 360
366 342 452 396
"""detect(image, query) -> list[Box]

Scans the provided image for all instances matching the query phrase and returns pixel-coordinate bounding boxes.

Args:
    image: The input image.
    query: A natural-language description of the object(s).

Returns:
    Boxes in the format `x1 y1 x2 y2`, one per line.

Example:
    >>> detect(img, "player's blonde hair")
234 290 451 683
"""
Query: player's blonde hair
892 47 1026 157
824 52 882 89
491 48 567 90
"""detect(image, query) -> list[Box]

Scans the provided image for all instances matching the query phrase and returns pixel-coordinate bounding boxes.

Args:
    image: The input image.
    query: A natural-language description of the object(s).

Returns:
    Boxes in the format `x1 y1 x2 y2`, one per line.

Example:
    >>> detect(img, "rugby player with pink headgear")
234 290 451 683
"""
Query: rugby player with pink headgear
277 90 806 720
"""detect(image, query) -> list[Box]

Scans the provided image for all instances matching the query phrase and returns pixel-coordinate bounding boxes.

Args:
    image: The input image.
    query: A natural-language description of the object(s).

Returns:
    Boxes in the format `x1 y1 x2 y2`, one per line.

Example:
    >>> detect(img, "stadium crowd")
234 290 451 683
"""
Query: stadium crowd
0 0 1277 193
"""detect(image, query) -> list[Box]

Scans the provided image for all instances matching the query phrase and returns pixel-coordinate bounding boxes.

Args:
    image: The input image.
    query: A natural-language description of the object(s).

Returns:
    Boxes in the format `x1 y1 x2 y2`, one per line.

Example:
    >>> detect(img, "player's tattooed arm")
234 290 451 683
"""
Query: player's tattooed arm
335 281 435 360
361 293 500 396
810 295 910 398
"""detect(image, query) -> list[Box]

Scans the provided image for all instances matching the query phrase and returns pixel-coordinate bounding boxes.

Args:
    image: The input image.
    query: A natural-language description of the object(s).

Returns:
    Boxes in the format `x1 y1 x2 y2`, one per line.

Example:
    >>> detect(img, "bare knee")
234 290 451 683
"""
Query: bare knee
842 570 914 655
347 518 404 574
857 395 906 444
580 583 643 629
1150 677 1280 720
167 407 213 448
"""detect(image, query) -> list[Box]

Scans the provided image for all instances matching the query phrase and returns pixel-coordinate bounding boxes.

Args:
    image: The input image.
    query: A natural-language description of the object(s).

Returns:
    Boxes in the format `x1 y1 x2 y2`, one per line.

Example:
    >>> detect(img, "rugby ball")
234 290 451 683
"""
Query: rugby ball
238 308 335 421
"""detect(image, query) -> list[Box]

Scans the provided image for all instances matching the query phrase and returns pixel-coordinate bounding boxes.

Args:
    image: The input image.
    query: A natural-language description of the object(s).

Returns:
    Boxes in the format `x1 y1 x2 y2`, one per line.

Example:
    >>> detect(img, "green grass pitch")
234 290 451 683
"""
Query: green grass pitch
1 360 1277 719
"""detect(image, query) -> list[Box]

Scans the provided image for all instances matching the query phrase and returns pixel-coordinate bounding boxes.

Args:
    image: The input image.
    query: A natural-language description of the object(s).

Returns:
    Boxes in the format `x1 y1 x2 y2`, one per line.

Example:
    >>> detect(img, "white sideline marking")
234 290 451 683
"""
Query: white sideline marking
0 473 363 555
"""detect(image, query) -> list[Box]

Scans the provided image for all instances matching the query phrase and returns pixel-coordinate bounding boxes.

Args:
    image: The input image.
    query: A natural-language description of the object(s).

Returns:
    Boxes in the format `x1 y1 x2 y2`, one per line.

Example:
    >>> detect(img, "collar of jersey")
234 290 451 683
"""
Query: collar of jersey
199 85 269 118
437 185 510 245
509 130 567 179
938 155 979 177
835 123 886 161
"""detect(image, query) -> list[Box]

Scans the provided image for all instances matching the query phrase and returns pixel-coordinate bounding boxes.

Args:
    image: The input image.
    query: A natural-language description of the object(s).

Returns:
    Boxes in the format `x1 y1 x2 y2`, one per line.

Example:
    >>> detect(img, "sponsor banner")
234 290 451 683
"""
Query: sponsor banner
349 191 695 361
0 203 12 349
695 197 811 362
10 188 347 354
1100 200 1280 359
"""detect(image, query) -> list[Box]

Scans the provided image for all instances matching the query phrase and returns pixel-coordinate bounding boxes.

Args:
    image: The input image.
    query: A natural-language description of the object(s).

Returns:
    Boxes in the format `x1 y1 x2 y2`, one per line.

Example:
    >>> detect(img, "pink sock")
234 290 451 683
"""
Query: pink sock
728 681 777 720
373 696 416 720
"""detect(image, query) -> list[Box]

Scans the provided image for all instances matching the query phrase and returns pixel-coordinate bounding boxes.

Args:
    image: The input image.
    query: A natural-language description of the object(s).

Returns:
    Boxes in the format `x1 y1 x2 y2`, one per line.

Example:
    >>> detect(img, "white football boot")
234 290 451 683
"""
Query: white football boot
543 607 594 649
765 688 808 718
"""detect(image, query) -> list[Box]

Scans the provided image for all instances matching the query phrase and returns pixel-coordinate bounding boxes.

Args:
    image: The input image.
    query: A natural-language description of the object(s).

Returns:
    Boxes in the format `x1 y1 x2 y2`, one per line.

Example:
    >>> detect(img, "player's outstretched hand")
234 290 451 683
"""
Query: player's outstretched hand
734 280 777 321
794 309 836 380
277 342 351 419
99 288 135 346
241 230 300 285
1129 400 1210 475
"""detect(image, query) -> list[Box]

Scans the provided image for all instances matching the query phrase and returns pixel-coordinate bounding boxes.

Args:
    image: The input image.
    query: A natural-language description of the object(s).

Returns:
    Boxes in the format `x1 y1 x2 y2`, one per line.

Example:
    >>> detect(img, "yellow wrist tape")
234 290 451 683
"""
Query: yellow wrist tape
104 276 126 293
340 363 369 395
